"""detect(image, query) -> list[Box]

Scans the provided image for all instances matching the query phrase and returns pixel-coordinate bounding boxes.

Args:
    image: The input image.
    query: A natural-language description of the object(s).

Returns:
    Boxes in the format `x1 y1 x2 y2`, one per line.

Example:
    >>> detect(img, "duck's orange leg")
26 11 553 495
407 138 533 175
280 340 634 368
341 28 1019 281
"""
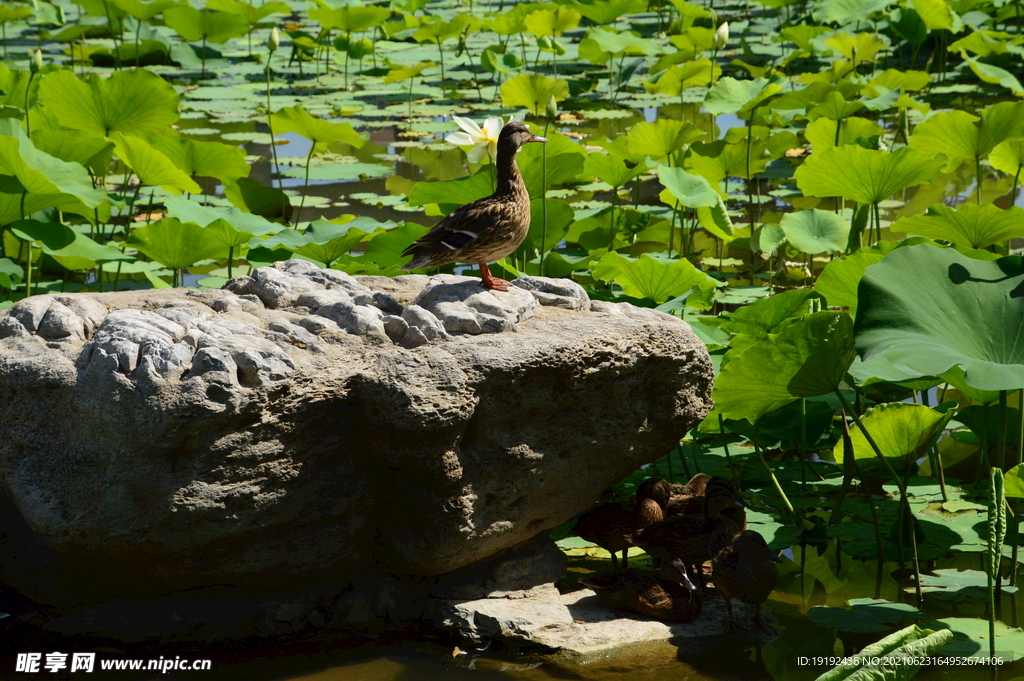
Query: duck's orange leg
479 262 510 291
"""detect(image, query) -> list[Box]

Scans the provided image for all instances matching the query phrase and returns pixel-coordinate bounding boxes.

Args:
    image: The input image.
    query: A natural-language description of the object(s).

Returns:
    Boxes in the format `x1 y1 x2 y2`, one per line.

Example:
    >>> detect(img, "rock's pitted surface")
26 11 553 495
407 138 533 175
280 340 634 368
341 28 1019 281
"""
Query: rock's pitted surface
0 261 714 642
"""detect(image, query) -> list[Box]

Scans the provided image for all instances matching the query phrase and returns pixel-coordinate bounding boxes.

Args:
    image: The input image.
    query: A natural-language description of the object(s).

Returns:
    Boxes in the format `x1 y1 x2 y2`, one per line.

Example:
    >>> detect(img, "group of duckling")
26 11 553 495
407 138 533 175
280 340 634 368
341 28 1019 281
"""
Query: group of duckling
575 473 782 632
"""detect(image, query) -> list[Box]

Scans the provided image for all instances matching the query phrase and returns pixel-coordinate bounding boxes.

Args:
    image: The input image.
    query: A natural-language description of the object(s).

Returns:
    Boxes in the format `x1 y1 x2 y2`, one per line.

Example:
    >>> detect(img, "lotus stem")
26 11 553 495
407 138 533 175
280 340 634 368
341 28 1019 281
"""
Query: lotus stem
999 390 1008 471
201 35 207 78
835 388 923 605
345 31 350 89
265 57 282 192
719 413 737 481
746 107 756 231
24 241 32 298
976 155 982 205
297 144 315 224
989 467 1006 660
24 71 34 136
677 441 692 478
436 38 446 91
754 422 794 514
539 118 550 275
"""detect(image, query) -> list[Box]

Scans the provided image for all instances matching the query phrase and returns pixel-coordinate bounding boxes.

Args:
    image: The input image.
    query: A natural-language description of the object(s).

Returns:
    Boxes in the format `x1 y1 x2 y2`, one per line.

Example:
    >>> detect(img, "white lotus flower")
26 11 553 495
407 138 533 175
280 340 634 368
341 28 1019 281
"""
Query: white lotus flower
713 22 729 50
445 113 527 163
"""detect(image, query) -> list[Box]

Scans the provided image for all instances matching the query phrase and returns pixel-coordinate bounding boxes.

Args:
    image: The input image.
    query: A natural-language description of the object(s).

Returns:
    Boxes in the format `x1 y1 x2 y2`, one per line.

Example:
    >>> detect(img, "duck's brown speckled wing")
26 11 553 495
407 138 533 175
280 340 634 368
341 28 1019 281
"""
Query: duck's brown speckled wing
400 194 529 271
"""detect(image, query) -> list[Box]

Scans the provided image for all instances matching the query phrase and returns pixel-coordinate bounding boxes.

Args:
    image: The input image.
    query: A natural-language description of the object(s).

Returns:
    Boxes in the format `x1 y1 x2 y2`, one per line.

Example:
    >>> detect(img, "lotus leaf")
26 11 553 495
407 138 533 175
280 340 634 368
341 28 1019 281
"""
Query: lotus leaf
658 166 719 208
0 120 105 208
565 0 647 24
30 130 113 177
909 101 1024 171
622 120 704 162
164 6 250 44
855 244 1024 391
269 106 365 154
114 135 201 195
703 76 785 116
583 154 648 189
709 289 823 339
892 203 1024 249
9 219 131 270
780 209 850 254
815 250 885 316
151 137 249 185
816 625 953 681
925 617 1024 661
262 217 387 267
967 59 1024 96
224 178 292 221
206 0 290 27
714 311 856 421
128 218 226 271
833 402 945 464
591 251 717 305
804 117 884 151
524 7 580 37
309 4 389 33
500 73 569 116
38 68 178 138
795 146 944 205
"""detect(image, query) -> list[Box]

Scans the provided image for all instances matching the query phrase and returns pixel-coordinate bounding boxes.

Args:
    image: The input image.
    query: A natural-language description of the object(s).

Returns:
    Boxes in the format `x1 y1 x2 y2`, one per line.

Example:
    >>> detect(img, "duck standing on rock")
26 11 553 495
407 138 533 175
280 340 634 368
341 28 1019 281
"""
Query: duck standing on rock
400 121 548 292
574 478 671 570
710 529 782 633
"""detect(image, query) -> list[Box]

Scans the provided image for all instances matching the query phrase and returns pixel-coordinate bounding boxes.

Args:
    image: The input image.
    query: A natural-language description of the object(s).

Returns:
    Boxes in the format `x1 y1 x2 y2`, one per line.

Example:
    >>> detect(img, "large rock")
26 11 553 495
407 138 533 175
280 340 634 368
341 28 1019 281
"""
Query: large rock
0 262 713 640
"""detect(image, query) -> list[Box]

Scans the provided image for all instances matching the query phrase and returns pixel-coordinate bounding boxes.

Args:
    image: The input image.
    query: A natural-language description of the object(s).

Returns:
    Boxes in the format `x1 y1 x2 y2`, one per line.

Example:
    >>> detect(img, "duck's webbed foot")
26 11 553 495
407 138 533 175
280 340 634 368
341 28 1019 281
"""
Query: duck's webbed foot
479 263 511 291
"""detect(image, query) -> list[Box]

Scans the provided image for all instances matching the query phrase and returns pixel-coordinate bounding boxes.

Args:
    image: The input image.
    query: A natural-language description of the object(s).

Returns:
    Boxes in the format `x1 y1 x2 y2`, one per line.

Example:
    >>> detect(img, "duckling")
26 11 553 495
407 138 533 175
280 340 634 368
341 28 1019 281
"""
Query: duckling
710 529 782 632
400 121 547 291
668 472 710 498
574 478 671 570
581 558 702 623
633 477 747 587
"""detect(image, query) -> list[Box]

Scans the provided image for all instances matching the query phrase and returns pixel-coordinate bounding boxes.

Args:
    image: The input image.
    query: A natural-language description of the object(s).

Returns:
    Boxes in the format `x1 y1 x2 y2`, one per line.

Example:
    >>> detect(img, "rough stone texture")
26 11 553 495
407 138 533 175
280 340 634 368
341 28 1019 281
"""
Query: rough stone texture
0 261 713 643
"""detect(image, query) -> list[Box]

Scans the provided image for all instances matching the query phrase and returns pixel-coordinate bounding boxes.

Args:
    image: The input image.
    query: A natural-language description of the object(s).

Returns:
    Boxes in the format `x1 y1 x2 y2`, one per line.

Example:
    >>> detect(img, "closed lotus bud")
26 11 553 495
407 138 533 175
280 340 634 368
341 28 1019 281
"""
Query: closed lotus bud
30 49 43 74
545 94 558 121
713 22 729 50
267 26 280 53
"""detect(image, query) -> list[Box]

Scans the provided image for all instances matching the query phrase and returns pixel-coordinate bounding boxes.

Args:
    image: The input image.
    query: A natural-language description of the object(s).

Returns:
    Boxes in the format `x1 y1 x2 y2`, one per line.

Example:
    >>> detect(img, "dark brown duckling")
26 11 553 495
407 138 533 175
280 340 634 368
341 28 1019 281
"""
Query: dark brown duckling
581 558 702 623
668 473 710 498
400 121 547 291
711 529 782 632
633 477 747 586
574 478 670 570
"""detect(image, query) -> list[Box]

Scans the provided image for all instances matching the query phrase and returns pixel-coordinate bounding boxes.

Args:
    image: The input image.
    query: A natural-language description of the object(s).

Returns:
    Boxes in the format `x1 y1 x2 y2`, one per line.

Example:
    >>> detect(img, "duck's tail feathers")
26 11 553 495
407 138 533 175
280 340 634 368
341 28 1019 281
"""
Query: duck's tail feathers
401 253 435 271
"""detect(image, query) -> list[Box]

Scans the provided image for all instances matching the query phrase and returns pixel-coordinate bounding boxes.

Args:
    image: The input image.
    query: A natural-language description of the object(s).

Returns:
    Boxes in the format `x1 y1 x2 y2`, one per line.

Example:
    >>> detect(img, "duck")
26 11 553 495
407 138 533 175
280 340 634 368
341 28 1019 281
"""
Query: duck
581 557 702 623
632 477 748 587
666 476 748 528
710 529 782 632
400 121 548 291
574 477 671 570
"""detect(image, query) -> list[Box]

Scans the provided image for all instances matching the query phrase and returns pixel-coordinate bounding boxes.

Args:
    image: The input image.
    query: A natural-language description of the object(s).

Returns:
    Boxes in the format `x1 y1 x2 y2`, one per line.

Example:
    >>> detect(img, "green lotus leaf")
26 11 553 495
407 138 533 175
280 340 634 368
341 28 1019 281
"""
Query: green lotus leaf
565 0 647 24
685 138 769 183
0 257 24 289
713 311 856 422
591 251 717 305
657 165 719 208
582 153 647 189
114 134 201 195
917 570 1017 602
912 0 961 31
925 617 1024 661
30 129 113 177
780 209 850 254
758 223 786 253
909 101 1024 171
966 58 1024 96
269 105 365 154
412 14 473 43
703 76 785 115
804 116 884 151
164 195 282 237
524 7 580 38
0 5 33 25
408 170 492 211
833 402 945 464
206 0 290 26
855 243 1024 391
164 6 250 44
708 288 823 339
811 0 890 24
815 249 885 317
224 178 292 222
990 139 1024 176
817 626 953 681
360 221 429 269
644 59 718 96
807 91 866 121
795 146 944 205
500 73 569 116
202 218 255 251
956 404 1022 444
585 28 656 56
1005 463 1024 498
0 120 106 208
892 203 1024 249
151 137 249 185
262 217 387 267
9 219 132 270
527 198 575 252
383 60 434 84
38 68 179 138
128 218 226 270
697 195 734 240
622 120 704 162
824 32 887 63
108 0 177 21
310 3 388 33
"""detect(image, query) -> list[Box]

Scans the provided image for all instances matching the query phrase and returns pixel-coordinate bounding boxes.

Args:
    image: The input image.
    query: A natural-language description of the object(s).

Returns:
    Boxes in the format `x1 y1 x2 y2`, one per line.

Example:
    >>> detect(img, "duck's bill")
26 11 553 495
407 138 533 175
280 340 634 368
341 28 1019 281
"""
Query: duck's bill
529 134 549 143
